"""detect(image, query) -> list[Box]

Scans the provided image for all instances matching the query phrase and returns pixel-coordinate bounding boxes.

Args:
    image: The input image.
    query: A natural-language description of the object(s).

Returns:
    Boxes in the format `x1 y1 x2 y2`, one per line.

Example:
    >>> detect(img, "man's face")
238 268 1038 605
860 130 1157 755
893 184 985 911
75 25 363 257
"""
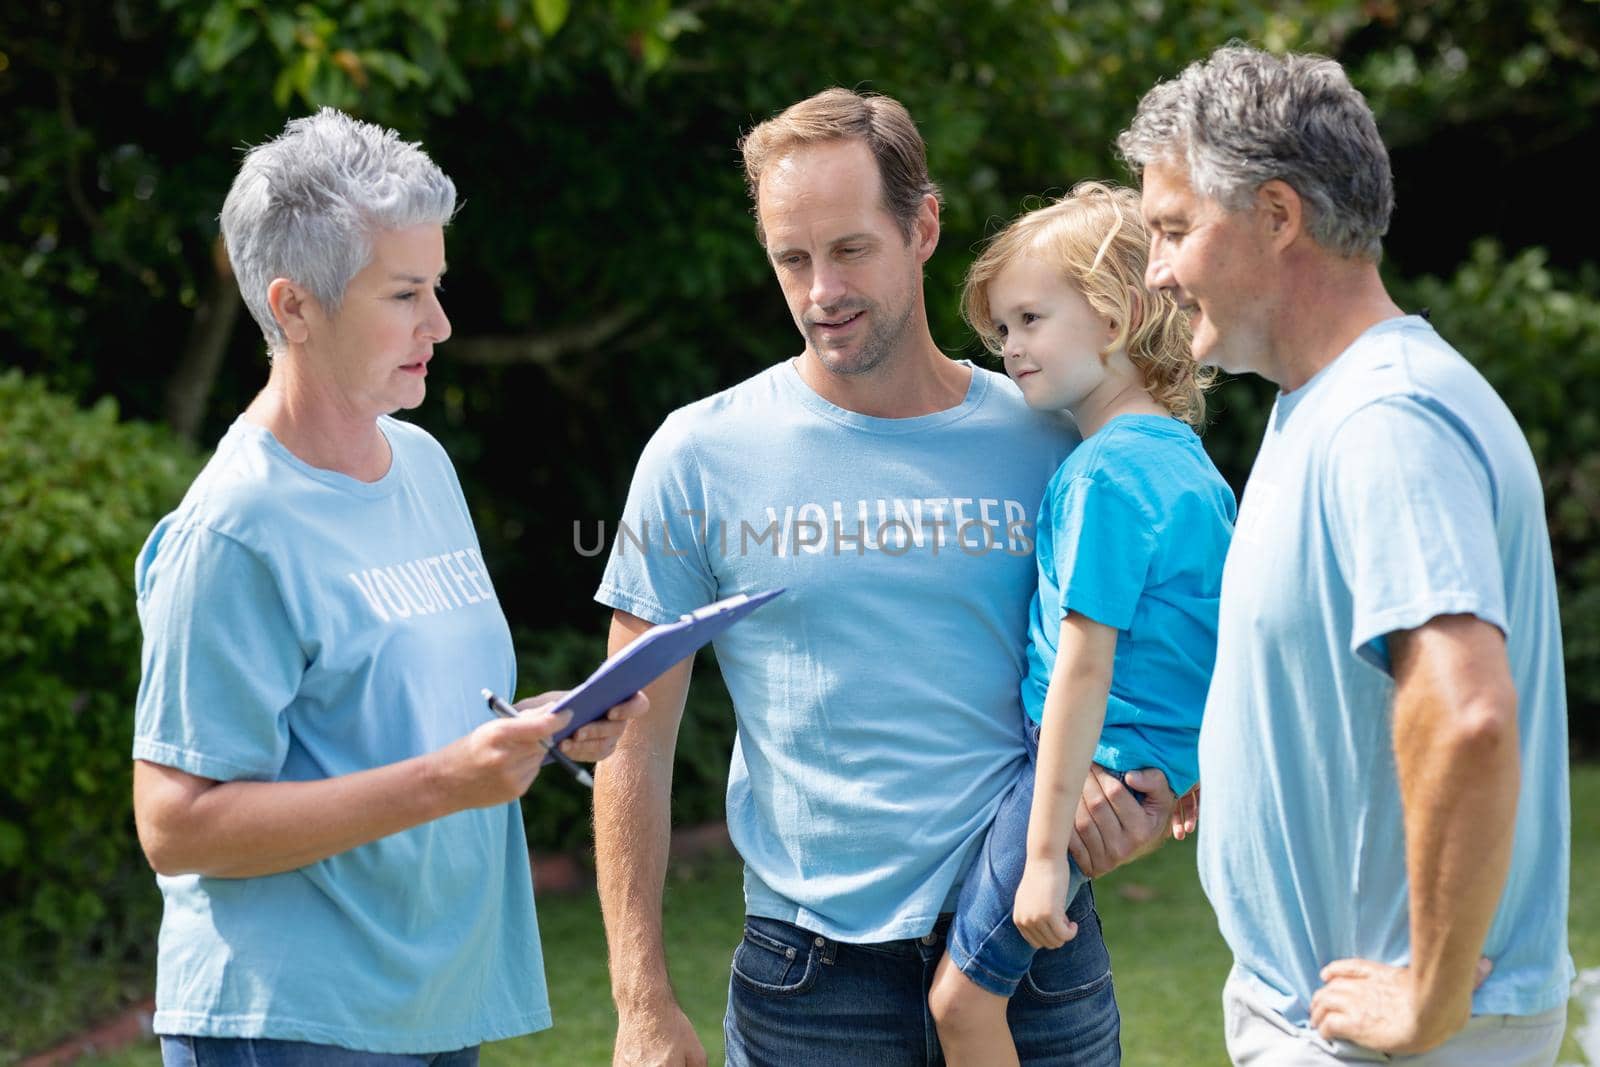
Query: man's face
756 139 931 377
1141 158 1274 379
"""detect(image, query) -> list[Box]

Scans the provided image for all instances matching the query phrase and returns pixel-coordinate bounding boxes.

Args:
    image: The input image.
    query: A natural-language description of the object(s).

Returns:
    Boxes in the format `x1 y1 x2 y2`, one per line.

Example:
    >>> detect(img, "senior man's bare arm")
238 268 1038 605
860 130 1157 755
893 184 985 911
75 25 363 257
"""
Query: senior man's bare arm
1312 614 1518 1054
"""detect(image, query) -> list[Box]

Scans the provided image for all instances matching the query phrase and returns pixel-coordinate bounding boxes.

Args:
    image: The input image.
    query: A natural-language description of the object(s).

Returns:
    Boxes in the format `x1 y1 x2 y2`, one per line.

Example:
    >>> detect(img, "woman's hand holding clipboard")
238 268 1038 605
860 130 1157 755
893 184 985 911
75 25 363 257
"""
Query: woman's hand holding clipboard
491 588 784 780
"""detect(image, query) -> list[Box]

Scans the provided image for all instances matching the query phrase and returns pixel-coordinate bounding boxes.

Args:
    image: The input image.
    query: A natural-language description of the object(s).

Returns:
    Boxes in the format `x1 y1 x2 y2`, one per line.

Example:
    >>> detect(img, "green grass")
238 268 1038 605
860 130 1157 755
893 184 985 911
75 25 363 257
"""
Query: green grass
0 954 151 1067
488 853 745 1066
62 764 1600 1067
1560 760 1600 1064
1094 835 1233 1064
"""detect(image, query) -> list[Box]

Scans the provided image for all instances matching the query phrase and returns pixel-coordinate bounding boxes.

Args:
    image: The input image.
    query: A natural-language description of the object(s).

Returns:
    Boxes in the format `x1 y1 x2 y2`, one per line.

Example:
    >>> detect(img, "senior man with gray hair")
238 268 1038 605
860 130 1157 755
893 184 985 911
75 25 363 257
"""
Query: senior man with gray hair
1119 45 1572 1065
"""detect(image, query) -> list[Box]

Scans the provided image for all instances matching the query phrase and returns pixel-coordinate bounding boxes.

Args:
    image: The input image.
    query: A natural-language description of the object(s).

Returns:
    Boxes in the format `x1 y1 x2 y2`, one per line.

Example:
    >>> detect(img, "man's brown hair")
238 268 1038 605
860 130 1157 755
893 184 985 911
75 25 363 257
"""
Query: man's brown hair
739 87 943 246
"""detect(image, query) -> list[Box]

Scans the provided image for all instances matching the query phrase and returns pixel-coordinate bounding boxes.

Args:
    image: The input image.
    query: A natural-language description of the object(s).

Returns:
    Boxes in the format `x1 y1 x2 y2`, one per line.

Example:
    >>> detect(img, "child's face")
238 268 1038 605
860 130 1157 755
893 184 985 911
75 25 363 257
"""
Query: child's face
987 255 1119 415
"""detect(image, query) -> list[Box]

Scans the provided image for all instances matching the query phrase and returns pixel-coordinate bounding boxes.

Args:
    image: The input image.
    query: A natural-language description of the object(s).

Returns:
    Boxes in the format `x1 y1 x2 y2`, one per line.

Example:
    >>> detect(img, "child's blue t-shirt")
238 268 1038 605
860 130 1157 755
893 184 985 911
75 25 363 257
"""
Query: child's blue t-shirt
1021 414 1235 796
132 416 551 1052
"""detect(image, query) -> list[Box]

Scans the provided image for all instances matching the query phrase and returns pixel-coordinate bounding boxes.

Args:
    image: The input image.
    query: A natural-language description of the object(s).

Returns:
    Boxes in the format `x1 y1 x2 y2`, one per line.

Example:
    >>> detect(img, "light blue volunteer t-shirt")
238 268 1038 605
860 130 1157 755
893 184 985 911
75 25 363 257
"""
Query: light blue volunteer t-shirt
1022 415 1235 796
133 416 552 1052
597 360 1072 942
1199 316 1573 1026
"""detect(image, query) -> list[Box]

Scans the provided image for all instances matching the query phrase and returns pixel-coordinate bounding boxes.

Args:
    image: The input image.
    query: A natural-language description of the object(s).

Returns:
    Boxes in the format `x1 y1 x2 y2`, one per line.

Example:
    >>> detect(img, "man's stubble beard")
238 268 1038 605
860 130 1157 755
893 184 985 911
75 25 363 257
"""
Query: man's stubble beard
806 282 920 379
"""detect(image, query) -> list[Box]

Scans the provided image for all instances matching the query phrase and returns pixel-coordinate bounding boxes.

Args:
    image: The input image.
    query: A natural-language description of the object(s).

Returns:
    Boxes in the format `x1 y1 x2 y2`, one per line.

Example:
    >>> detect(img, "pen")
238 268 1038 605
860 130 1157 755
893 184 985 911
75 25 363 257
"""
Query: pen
481 688 595 789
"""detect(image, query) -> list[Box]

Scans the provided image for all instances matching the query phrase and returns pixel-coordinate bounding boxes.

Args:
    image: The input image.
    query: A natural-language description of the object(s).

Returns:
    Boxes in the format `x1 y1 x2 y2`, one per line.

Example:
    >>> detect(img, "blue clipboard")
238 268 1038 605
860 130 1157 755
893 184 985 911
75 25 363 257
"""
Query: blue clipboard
541 588 784 757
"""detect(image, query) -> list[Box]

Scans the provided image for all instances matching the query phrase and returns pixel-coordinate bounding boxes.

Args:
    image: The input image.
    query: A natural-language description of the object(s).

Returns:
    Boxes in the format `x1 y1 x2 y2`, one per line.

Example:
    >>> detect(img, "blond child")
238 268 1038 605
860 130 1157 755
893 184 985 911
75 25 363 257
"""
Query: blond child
927 183 1235 1065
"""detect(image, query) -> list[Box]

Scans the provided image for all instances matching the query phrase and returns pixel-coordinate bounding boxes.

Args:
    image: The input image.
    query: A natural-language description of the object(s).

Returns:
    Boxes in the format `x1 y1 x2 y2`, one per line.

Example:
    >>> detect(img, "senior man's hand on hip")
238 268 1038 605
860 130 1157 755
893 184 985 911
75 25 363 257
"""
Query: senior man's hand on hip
1311 956 1493 1055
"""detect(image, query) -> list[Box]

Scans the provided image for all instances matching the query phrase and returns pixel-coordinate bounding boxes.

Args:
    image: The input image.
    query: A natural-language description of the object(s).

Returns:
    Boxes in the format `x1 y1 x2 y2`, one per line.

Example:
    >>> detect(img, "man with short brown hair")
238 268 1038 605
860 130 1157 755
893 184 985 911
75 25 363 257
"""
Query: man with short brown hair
592 88 1180 1066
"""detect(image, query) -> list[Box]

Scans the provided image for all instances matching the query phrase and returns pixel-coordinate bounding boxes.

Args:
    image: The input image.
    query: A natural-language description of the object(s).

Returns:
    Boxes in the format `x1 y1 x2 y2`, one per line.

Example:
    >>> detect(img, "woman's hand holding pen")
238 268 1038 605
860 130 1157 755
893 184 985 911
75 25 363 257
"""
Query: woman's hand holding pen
429 691 649 810
508 691 649 766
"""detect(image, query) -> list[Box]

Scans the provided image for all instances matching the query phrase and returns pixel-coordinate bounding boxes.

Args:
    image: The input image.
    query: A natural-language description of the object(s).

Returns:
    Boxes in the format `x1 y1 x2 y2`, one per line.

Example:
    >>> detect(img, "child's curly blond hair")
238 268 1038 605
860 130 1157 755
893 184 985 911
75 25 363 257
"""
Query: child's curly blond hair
962 181 1215 427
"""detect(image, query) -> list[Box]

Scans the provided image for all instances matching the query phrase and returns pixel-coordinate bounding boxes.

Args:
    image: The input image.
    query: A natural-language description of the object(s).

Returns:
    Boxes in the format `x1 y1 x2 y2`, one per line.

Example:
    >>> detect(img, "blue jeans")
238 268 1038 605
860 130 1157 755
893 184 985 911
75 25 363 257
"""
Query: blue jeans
159 1037 478 1067
947 717 1146 997
724 894 1120 1066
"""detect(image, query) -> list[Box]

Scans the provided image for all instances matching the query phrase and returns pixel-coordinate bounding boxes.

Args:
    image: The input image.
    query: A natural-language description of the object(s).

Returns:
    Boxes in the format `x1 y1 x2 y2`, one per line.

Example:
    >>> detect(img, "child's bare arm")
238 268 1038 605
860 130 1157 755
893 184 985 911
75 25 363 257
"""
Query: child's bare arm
1013 612 1117 949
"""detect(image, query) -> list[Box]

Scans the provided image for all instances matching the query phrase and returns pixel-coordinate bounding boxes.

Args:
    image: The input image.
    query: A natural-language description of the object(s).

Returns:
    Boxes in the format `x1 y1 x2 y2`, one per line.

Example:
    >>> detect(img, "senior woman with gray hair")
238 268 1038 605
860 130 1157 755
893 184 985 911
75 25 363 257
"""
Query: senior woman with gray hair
131 108 645 1066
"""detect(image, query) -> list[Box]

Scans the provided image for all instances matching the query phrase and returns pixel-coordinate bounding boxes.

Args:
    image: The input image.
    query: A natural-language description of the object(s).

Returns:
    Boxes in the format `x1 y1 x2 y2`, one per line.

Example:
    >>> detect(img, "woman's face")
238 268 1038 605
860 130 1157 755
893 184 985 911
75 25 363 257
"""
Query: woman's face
306 223 451 420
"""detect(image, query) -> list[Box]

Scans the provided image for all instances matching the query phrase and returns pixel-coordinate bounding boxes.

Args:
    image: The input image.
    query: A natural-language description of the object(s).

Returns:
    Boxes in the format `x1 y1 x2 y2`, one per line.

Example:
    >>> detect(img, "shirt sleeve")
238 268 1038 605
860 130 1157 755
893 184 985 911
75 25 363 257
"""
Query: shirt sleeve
133 525 302 780
1323 396 1506 673
1051 474 1158 631
595 413 717 625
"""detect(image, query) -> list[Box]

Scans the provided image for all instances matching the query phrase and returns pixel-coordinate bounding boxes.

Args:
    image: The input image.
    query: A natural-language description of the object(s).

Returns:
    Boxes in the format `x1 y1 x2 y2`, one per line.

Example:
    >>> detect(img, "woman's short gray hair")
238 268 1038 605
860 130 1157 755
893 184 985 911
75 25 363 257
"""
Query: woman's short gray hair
221 108 457 351
1117 45 1393 262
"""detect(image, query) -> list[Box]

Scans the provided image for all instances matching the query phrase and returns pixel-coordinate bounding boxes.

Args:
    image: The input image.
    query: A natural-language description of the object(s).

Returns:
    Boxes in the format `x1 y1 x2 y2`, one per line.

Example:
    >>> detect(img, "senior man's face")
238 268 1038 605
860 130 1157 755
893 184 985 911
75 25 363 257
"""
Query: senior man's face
1140 159 1274 378
756 139 928 378
316 223 452 418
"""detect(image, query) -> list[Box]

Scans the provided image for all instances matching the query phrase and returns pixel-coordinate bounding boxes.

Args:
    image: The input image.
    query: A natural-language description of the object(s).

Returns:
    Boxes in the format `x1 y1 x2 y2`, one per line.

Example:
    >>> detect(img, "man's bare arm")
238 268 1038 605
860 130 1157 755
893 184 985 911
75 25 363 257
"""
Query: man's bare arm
1312 614 1518 1053
594 609 705 1067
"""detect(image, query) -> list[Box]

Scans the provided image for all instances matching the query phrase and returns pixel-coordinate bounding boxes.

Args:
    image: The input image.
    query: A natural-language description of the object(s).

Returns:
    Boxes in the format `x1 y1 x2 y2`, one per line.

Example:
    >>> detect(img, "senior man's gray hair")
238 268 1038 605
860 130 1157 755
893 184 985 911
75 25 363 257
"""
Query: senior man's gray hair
1117 44 1393 262
221 108 457 352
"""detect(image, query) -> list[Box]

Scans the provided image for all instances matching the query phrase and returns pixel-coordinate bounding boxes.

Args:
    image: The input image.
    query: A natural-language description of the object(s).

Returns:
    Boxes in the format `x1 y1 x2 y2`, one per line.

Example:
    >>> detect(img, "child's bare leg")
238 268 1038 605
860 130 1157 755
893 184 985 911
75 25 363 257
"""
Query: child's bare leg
929 952 1020 1067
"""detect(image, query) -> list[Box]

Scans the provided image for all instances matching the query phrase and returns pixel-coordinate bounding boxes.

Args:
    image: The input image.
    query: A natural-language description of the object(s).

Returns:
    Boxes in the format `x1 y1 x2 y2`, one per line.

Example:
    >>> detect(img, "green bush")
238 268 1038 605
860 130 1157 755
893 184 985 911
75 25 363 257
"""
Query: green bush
0 371 203 1057
1391 242 1600 749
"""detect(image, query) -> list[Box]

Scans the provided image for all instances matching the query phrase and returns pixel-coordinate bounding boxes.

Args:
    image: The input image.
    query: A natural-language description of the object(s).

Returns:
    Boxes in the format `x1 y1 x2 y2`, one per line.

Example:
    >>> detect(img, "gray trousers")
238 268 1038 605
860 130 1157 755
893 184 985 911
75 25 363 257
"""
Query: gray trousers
1223 967 1566 1066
